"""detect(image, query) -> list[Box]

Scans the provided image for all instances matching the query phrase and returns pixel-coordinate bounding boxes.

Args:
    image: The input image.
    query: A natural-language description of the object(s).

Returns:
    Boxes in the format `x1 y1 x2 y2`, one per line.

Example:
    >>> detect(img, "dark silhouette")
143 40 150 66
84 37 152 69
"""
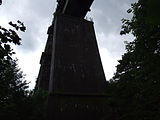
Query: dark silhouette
36 0 107 120
1 0 160 120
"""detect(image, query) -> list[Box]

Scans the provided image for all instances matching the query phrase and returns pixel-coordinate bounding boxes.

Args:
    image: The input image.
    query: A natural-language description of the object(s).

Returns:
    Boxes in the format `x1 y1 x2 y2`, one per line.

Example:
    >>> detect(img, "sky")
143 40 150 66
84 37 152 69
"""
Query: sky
0 0 137 89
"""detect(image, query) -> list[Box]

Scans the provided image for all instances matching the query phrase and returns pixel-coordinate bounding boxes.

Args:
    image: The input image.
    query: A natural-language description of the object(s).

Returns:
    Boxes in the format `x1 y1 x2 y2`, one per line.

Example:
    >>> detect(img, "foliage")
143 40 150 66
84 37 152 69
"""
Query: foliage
0 20 27 100
28 89 48 120
0 59 29 120
0 19 29 119
0 2 48 120
0 21 26 61
108 0 160 119
0 21 48 120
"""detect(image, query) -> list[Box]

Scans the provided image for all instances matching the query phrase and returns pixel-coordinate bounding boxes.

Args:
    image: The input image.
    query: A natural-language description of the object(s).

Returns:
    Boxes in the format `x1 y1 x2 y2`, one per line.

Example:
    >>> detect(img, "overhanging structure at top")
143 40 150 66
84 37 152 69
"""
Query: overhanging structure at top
56 0 94 18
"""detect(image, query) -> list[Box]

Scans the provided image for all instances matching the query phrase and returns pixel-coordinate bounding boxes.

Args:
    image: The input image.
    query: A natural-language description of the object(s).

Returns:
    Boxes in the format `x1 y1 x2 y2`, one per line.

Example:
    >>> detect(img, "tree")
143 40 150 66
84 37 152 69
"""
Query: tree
0 2 49 119
0 59 29 120
0 20 27 97
0 2 49 120
0 21 26 60
110 0 160 119
0 11 29 119
28 89 48 120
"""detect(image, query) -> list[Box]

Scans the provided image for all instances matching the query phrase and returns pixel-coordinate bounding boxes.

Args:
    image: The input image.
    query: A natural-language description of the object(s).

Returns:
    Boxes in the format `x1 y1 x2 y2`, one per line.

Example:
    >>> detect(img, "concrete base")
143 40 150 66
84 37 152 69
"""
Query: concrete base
48 93 106 120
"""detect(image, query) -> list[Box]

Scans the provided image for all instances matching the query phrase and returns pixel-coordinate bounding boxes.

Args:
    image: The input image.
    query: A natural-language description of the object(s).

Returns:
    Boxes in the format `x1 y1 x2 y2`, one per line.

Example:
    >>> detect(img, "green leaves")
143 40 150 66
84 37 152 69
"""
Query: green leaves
0 59 30 120
127 8 132 13
109 0 160 119
146 0 160 25
9 21 26 32
120 19 132 35
0 21 26 61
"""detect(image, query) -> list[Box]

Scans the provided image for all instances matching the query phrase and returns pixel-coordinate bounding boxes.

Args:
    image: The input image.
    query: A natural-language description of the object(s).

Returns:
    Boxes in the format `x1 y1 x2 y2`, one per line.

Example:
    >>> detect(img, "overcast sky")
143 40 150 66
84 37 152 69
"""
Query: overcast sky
0 0 137 89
